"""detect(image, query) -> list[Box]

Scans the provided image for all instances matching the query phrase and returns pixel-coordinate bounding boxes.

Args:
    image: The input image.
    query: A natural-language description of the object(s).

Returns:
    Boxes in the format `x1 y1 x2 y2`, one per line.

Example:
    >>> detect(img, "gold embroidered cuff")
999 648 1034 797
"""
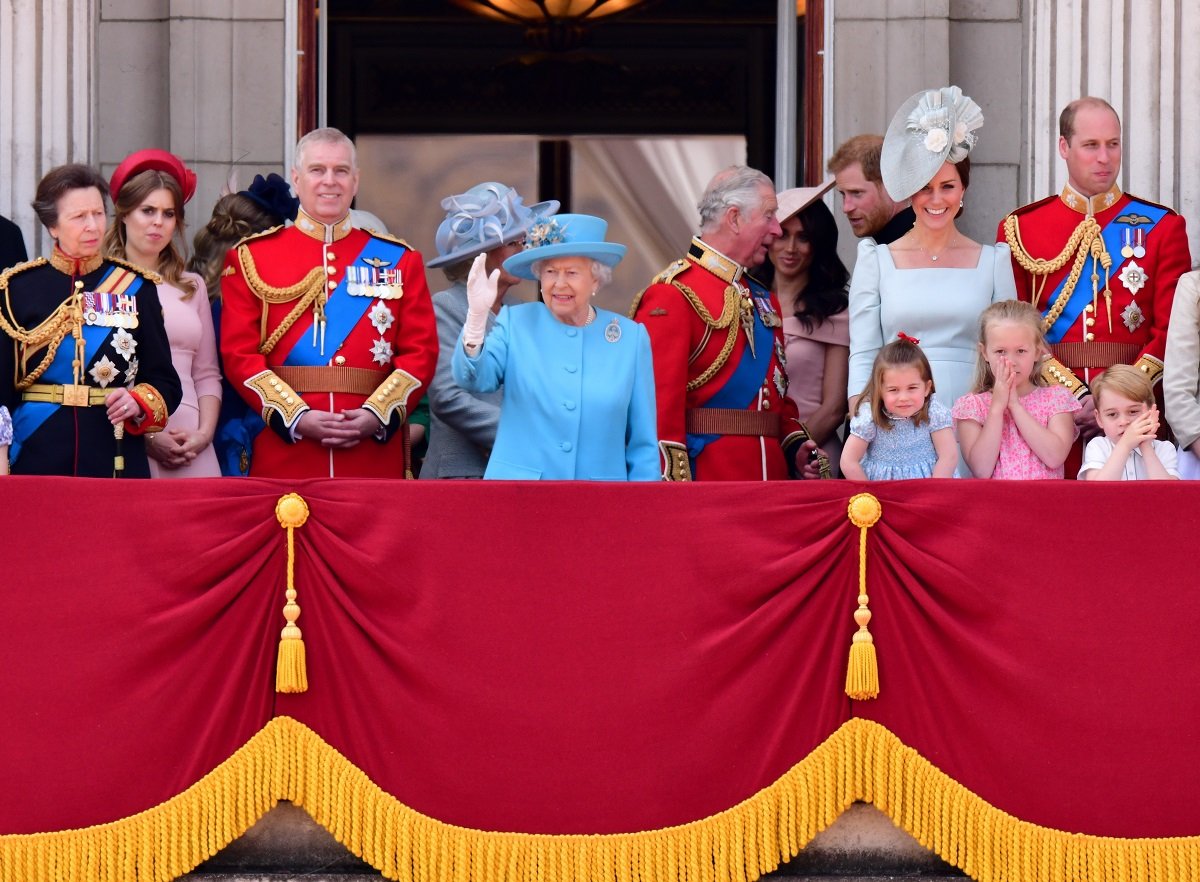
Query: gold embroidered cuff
126 384 169 434
1133 354 1164 385
659 440 692 482
362 369 421 425
246 370 308 427
1040 356 1089 399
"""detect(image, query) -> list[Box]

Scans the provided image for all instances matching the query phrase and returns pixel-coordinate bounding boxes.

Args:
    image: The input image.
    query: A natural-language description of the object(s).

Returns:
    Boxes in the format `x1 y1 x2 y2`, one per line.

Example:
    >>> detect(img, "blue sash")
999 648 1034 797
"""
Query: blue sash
687 278 778 465
10 266 134 463
1043 199 1168 343
283 237 407 366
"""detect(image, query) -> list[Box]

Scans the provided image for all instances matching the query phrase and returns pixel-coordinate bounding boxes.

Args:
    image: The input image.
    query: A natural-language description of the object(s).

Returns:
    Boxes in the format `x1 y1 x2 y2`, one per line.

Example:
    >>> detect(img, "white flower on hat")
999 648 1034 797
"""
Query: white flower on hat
924 128 949 153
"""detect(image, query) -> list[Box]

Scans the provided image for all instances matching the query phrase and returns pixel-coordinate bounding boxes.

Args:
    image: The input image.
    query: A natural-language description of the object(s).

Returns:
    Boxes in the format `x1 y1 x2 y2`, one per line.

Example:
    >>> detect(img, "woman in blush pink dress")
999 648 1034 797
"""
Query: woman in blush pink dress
104 150 221 477
764 183 850 475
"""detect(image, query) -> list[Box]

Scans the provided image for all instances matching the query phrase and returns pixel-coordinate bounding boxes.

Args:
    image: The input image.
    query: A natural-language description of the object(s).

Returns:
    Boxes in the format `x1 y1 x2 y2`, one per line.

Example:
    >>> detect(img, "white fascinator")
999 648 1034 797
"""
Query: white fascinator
880 86 984 202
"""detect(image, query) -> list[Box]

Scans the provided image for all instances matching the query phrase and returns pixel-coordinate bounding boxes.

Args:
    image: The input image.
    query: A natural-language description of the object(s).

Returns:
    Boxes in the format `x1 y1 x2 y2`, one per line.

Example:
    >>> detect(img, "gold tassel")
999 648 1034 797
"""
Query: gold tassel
845 493 882 700
275 493 310 693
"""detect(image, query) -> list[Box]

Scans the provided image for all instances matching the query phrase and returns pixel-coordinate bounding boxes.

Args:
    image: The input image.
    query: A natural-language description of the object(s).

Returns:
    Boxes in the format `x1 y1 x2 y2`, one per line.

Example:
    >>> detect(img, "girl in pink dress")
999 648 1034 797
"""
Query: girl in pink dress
103 150 222 477
953 300 1080 478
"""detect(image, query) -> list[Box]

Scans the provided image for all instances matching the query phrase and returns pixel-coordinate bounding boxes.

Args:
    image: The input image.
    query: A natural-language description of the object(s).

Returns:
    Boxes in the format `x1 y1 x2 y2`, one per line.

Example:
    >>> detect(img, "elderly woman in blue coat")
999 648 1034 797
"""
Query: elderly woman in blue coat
452 214 659 480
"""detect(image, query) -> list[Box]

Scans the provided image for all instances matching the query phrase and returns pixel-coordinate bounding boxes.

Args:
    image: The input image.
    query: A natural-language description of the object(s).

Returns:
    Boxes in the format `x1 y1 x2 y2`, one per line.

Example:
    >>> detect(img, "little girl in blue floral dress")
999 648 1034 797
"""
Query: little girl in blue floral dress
841 334 958 480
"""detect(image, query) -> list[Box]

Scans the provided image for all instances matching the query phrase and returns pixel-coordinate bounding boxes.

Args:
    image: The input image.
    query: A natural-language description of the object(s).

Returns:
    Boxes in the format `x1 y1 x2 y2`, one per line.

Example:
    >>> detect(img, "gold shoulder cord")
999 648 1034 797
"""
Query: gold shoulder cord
677 282 742 392
236 245 328 355
1003 214 1110 332
0 260 87 388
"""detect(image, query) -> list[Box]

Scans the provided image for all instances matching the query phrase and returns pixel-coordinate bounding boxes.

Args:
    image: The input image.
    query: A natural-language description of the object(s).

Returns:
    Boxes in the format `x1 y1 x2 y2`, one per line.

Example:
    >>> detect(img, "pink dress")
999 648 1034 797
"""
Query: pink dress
149 272 222 478
782 310 849 476
951 385 1080 479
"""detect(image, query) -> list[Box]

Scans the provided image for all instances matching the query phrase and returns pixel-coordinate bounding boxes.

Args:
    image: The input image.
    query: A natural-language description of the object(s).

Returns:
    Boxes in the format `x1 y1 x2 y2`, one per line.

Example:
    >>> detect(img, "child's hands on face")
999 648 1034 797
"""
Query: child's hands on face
1122 405 1160 450
991 355 1014 411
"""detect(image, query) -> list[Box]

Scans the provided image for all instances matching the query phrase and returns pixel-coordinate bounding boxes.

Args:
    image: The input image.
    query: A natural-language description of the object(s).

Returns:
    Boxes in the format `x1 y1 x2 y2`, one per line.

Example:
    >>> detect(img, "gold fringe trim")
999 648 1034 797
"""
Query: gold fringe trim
1 717 1198 882
845 493 882 700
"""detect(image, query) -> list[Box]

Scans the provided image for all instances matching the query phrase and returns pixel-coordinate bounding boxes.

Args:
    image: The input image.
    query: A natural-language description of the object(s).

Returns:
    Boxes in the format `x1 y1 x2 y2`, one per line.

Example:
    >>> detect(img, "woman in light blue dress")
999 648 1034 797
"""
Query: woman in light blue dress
452 214 659 481
847 86 1016 475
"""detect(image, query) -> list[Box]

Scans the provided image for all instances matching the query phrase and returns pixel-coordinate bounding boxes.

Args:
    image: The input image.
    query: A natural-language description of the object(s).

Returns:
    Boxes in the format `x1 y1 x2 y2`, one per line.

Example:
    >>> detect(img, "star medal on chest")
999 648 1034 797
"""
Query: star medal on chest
88 354 120 388
1122 300 1145 333
124 355 139 385
1119 261 1148 296
774 338 787 368
369 301 394 334
83 290 139 329
773 365 787 398
370 338 394 366
604 317 622 343
110 327 137 363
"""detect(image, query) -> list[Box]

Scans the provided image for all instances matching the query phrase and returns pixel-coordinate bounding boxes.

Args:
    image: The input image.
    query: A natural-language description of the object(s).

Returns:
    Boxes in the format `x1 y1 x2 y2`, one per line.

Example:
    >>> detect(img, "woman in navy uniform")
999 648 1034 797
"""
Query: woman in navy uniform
0 164 181 476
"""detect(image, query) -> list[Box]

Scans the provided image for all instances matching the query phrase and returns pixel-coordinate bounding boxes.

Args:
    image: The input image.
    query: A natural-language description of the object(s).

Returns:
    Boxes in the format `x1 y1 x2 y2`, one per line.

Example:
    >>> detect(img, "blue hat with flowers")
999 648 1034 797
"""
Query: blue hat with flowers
427 182 559 268
502 214 627 281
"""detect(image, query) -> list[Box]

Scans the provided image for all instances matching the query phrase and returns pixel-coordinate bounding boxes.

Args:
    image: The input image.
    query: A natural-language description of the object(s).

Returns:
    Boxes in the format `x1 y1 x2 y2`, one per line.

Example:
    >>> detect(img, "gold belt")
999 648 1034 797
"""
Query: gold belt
686 407 781 437
21 383 110 406
1050 342 1140 370
273 366 389 395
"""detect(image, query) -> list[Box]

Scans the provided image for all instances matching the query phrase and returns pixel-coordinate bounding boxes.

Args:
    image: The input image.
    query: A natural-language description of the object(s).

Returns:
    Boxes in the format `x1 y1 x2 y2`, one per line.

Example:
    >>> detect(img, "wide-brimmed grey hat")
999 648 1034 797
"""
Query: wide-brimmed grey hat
777 179 836 224
880 85 983 202
426 182 559 268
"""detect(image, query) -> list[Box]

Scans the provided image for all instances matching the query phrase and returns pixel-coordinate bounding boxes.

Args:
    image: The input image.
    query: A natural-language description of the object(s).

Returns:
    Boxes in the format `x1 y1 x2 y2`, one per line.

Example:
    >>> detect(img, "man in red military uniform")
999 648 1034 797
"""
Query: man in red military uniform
999 97 1191 466
220 128 437 478
631 166 815 480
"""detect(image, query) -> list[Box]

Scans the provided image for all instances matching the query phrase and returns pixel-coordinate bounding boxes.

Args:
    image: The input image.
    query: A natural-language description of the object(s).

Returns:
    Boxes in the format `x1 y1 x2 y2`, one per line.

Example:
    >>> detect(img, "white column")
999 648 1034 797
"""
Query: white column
775 0 798 189
1025 0 1197 261
0 0 96 257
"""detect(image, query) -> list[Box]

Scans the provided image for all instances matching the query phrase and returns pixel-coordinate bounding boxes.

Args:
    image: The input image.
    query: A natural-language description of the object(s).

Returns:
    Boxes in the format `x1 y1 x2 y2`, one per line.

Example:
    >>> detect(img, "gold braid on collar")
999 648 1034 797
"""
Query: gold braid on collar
1002 214 1110 332
0 259 86 388
237 244 329 355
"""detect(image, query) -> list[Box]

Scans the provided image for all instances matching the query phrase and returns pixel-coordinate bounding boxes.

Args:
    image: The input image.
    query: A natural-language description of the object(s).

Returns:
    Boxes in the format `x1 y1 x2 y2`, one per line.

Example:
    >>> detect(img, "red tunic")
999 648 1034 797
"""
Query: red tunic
220 211 437 479
632 238 804 481
998 185 1191 387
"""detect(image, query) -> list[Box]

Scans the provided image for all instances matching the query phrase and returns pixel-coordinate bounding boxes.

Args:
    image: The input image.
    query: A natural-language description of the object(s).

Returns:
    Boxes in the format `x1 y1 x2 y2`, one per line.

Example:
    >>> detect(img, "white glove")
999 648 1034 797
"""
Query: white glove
462 252 500 353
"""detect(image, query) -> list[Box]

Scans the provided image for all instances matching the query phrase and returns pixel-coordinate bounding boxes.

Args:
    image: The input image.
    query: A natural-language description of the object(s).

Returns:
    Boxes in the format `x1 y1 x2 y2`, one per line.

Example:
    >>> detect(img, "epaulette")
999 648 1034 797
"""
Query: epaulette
1005 194 1059 219
106 256 163 285
629 259 689 317
0 257 47 290
364 228 413 250
651 258 689 286
1125 193 1180 216
235 223 285 248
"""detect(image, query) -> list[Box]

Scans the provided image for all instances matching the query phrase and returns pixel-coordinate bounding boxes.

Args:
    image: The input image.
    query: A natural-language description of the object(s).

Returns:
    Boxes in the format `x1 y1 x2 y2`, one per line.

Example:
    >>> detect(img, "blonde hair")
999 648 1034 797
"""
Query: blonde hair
971 300 1049 393
858 337 935 430
103 169 197 299
1091 363 1154 408
187 192 281 300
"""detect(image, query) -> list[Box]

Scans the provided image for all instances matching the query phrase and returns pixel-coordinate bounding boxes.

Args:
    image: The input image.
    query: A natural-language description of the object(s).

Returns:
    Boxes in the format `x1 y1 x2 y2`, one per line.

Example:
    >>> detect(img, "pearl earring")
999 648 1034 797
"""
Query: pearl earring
959 200 964 208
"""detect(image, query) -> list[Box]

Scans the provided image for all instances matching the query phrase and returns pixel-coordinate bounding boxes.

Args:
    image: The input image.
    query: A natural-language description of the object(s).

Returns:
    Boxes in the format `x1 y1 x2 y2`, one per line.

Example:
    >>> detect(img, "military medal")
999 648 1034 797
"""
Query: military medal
773 366 786 397
111 327 137 362
753 295 782 328
1119 261 1148 296
1122 301 1145 333
370 338 393 366
88 354 120 388
1121 228 1134 259
774 339 786 368
604 317 622 343
1133 229 1146 259
369 301 394 334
